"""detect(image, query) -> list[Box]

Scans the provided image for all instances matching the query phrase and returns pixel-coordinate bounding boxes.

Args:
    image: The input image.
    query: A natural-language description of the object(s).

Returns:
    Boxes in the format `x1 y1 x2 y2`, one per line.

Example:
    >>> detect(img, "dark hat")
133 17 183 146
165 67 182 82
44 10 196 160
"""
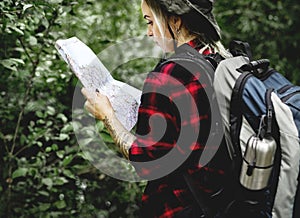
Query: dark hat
160 0 221 41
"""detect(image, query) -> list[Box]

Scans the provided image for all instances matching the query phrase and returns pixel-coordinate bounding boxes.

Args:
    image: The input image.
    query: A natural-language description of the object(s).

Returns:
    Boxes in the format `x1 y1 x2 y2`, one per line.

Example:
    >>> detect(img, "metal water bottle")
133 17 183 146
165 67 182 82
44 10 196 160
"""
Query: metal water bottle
240 135 277 190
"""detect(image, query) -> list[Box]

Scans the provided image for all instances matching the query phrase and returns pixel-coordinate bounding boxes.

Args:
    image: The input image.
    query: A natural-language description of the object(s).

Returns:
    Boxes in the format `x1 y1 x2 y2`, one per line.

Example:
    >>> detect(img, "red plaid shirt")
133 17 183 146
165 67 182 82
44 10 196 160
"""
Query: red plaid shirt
129 41 229 218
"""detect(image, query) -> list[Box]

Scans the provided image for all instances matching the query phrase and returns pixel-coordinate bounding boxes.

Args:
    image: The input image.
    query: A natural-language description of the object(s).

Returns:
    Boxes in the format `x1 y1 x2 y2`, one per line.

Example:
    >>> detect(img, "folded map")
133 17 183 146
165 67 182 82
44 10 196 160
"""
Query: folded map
55 37 142 130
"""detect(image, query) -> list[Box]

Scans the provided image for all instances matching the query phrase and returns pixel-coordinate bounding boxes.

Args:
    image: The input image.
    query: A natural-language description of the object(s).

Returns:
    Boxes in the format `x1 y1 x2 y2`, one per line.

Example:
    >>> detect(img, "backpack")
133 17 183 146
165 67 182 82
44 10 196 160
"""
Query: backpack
164 41 300 218
213 41 300 218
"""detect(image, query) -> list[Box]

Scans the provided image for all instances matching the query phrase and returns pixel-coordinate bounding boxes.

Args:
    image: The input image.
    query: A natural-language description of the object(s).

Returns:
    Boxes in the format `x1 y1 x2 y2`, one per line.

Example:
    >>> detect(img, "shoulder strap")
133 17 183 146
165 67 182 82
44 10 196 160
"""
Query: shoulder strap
183 172 214 218
163 45 229 217
159 44 216 86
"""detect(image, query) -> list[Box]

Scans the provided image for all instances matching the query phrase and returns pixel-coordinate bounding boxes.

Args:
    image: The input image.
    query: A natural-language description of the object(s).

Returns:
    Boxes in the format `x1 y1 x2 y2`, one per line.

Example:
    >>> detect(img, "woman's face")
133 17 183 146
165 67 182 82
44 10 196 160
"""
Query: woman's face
141 0 174 52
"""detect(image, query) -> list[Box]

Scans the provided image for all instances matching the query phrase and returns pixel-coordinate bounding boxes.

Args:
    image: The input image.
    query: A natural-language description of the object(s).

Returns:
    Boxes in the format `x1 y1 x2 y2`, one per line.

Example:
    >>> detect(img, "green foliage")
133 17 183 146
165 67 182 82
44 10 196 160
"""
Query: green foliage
215 0 300 83
0 0 299 217
0 0 144 217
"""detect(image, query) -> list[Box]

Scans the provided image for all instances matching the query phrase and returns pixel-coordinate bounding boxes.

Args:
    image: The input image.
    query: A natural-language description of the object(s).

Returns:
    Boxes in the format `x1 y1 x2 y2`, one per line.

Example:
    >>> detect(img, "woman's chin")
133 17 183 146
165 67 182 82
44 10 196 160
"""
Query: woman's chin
153 38 175 53
157 43 174 53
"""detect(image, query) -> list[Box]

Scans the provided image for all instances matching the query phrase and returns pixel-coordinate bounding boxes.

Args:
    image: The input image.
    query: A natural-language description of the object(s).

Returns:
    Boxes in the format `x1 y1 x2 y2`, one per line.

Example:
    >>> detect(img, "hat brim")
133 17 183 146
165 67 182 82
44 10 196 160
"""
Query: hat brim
193 5 221 41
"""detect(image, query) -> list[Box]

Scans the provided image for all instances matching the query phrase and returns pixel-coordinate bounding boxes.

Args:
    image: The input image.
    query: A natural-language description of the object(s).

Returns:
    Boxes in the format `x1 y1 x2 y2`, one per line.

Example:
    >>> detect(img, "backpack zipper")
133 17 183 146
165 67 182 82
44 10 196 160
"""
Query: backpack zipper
265 88 274 136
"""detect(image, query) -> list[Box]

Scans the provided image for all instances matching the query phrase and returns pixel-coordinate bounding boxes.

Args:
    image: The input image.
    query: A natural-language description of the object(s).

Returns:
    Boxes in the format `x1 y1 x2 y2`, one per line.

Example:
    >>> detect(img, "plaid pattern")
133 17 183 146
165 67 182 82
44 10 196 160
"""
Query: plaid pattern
129 41 228 218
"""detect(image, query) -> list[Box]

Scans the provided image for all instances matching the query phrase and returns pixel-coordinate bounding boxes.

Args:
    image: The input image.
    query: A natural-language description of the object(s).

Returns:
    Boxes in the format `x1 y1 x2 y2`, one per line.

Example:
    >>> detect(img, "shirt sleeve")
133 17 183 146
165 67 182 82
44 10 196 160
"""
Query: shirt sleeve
129 62 211 178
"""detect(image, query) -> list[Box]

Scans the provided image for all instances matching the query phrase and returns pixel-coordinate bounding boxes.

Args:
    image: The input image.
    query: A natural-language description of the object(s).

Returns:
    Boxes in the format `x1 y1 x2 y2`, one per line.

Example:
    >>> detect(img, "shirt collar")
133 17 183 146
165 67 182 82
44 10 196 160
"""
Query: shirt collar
186 39 212 55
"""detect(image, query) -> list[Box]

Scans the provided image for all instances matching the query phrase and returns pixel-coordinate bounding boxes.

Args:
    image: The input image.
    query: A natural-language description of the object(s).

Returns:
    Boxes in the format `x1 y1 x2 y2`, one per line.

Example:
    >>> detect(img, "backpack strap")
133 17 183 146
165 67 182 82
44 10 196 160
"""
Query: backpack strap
183 172 214 218
157 44 224 101
160 45 233 217
163 45 226 142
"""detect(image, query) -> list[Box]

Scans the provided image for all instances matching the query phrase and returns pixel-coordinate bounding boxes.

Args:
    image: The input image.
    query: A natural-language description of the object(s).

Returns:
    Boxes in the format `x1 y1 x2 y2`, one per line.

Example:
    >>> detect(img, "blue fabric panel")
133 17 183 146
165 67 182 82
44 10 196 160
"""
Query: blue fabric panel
263 71 292 90
277 86 300 99
242 77 267 117
239 76 267 131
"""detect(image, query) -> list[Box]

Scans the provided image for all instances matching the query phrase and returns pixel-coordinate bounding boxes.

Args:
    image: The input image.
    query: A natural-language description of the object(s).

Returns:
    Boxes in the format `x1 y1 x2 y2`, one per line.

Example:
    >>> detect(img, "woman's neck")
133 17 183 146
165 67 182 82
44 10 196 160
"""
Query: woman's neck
176 36 197 49
175 29 196 47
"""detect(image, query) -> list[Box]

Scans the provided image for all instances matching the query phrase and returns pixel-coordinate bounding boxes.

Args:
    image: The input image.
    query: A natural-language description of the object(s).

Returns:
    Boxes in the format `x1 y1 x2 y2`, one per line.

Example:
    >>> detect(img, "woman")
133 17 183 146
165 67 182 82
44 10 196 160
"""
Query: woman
82 0 232 217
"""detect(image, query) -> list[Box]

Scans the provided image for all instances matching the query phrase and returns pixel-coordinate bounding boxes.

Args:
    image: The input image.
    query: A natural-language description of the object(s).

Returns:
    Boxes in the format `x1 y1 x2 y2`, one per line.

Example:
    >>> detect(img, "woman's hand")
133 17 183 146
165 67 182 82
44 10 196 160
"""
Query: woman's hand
81 87 114 121
81 87 134 159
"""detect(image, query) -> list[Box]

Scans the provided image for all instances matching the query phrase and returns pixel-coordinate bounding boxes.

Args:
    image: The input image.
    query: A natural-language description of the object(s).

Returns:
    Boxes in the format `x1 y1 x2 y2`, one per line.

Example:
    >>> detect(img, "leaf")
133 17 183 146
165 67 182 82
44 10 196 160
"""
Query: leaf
96 121 105 131
35 111 44 118
47 106 56 116
54 200 66 209
58 133 69 141
51 144 59 151
8 26 24 35
78 138 94 146
45 147 52 152
23 4 33 13
42 178 53 188
12 168 28 179
28 168 38 177
62 155 73 166
62 169 75 179
0 58 25 71
61 123 73 133
36 141 43 147
10 58 25 65
56 150 65 159
71 121 82 131
46 120 53 127
46 77 56 83
37 119 46 124
57 113 68 123
38 190 50 196
42 19 49 29
54 177 68 186
4 13 16 20
99 132 114 143
20 134 27 145
39 203 51 211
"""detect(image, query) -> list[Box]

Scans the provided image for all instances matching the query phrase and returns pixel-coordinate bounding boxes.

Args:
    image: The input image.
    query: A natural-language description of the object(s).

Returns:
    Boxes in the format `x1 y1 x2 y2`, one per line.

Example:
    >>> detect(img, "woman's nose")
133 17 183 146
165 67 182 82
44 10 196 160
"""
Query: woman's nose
147 26 153 37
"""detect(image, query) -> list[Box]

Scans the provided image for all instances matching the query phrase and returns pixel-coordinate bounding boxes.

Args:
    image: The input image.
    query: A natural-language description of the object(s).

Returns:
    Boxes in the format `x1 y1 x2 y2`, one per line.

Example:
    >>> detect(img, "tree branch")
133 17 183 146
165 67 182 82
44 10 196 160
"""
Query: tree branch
10 10 58 155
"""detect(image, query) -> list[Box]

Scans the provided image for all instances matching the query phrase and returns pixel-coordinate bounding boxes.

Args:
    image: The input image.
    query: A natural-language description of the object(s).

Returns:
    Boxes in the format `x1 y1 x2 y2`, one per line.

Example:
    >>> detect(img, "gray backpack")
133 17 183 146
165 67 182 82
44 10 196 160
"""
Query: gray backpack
167 41 300 217
213 41 300 218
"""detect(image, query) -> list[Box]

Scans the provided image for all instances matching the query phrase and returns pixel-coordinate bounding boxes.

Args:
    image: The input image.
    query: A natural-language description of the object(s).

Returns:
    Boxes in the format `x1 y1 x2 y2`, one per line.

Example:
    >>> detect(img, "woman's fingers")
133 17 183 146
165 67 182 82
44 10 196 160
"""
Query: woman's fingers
81 87 96 102
81 87 114 120
84 100 93 113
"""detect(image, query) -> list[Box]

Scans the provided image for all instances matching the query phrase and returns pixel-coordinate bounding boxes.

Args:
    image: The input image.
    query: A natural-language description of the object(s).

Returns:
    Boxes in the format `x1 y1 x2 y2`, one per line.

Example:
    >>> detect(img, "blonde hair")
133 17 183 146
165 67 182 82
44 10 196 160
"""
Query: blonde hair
211 41 233 59
143 0 232 59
